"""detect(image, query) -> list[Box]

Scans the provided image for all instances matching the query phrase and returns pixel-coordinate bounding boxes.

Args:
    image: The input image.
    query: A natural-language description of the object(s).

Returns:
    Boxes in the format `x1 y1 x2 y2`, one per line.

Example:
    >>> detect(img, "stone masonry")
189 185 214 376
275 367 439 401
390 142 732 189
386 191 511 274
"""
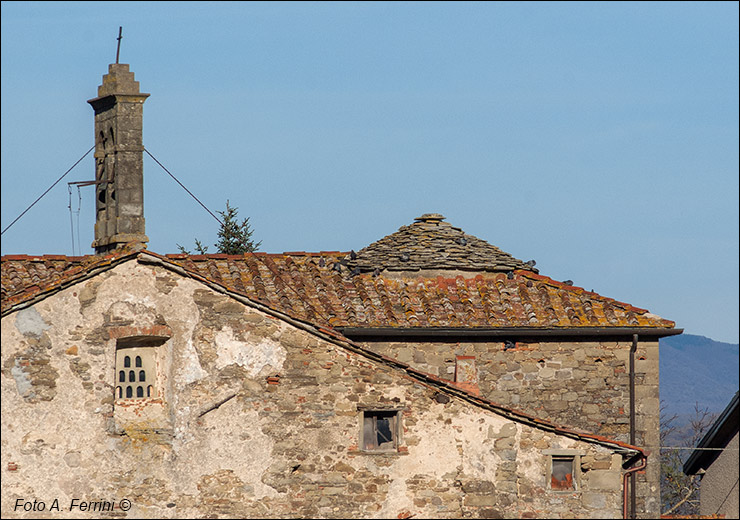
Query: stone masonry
2 259 639 519
354 337 661 516
87 64 149 254
2 59 675 519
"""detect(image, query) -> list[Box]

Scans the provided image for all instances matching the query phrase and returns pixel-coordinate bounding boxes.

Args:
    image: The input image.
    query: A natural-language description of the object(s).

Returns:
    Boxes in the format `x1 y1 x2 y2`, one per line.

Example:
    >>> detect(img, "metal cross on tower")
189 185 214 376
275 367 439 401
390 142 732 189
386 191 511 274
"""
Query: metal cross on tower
115 26 123 64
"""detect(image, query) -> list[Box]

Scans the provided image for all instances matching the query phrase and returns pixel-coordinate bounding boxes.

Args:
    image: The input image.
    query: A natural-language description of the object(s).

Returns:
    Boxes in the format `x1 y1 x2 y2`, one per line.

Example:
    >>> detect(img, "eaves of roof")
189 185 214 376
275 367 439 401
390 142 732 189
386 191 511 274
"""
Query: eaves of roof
338 326 682 340
2 250 678 337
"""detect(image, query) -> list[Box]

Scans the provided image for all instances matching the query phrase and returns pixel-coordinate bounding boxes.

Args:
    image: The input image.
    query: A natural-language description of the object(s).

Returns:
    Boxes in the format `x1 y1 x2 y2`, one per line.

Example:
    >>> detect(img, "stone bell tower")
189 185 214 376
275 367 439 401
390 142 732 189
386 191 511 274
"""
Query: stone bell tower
87 63 149 254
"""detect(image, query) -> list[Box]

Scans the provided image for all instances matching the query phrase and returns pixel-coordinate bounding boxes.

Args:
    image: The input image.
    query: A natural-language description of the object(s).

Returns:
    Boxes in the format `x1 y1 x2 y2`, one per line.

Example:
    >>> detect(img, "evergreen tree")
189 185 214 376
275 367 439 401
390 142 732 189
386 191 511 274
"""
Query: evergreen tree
214 200 261 254
177 200 260 254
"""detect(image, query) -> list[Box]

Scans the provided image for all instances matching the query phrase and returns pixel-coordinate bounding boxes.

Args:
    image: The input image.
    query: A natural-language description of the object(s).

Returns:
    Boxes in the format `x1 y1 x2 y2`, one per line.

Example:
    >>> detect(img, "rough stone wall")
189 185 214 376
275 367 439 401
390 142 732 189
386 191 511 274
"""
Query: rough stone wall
3 261 629 518
356 338 661 518
90 64 149 253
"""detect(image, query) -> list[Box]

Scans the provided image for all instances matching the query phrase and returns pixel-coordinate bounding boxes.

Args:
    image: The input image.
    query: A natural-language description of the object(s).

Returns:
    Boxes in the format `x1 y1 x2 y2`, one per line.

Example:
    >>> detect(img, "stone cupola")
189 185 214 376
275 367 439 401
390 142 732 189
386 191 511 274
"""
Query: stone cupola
345 213 538 274
87 63 149 254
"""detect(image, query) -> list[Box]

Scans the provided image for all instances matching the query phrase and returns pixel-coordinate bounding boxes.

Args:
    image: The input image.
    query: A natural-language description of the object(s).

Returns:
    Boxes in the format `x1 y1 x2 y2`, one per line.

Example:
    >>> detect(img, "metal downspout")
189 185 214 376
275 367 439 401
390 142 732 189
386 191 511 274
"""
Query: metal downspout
623 453 647 519
629 333 638 518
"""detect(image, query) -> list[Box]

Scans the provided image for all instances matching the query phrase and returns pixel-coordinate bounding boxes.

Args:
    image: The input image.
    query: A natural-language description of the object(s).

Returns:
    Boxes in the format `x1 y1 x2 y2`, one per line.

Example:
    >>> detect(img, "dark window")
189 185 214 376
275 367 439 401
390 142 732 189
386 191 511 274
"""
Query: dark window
135 356 142 367
363 411 398 451
551 457 575 490
119 370 125 382
129 370 135 382
139 370 146 382
136 386 144 398
126 386 133 398
124 356 131 368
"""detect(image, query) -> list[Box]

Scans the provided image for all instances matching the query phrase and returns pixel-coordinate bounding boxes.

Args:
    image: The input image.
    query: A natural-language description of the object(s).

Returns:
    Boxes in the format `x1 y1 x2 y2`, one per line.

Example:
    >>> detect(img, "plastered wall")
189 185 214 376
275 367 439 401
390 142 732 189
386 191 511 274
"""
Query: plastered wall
2 261 632 519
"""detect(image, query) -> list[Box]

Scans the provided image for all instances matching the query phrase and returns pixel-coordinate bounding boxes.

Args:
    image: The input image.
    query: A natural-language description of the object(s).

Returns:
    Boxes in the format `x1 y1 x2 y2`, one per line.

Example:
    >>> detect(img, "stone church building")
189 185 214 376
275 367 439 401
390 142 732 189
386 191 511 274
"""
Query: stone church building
1 62 681 518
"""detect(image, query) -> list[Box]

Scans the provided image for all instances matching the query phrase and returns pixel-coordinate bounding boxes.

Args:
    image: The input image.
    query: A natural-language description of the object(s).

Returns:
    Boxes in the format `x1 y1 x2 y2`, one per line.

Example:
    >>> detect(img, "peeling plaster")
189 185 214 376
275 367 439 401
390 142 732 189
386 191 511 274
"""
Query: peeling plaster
400 408 465 478
180 338 208 384
93 263 162 326
214 326 286 377
162 277 209 385
15 307 50 338
381 478 411 518
10 361 34 398
173 400 278 499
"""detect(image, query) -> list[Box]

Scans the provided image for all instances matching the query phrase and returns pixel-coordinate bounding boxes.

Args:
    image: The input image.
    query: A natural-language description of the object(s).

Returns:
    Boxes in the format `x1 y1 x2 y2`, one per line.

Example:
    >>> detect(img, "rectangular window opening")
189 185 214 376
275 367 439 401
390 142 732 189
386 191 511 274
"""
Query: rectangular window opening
114 342 160 401
544 449 583 492
551 456 575 490
362 410 400 451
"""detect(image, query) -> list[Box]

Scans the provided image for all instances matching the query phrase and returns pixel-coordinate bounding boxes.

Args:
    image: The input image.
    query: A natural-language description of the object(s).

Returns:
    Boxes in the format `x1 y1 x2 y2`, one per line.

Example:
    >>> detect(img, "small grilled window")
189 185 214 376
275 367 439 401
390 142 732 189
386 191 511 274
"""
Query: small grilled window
114 342 162 401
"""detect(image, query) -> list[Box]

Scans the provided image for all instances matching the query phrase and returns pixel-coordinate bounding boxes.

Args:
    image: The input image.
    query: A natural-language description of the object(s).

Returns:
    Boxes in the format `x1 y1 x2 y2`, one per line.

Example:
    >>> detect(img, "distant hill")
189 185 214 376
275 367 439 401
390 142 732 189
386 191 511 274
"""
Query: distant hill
660 333 739 429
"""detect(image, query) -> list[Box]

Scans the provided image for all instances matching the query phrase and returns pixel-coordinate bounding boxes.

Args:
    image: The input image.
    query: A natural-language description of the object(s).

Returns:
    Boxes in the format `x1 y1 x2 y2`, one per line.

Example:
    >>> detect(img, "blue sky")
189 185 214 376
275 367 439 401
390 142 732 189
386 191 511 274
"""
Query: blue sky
1 1 738 343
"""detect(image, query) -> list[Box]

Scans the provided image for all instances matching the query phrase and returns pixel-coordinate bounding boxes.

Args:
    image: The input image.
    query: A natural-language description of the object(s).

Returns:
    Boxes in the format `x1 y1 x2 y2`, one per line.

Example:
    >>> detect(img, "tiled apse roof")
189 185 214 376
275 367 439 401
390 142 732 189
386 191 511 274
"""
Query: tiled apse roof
2 250 675 330
347 213 537 273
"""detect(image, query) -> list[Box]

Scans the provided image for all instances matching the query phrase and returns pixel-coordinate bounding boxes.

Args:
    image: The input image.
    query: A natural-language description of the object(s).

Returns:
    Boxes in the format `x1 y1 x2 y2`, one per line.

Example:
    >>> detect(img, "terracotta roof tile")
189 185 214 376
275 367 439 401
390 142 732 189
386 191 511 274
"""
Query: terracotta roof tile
1 214 676 331
1 250 137 313
1 251 675 330
3 249 647 454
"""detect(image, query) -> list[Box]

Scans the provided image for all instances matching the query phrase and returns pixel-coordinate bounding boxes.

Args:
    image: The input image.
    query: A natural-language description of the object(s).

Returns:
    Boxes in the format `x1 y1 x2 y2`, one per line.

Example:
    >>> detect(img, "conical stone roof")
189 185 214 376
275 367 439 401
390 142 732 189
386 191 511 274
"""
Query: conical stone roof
346 213 537 273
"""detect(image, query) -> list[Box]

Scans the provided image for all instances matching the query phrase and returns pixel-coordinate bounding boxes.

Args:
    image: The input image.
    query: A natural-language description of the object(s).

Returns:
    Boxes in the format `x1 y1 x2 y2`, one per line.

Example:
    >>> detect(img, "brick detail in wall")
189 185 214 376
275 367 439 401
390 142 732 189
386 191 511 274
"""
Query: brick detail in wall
107 325 172 339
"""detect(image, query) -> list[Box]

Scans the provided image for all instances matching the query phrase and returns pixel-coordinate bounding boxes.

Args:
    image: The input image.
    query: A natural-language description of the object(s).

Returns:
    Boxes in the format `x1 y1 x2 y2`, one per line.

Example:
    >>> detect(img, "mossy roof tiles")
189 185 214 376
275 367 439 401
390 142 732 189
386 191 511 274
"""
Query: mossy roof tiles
0 249 651 457
1 214 674 329
2 250 675 330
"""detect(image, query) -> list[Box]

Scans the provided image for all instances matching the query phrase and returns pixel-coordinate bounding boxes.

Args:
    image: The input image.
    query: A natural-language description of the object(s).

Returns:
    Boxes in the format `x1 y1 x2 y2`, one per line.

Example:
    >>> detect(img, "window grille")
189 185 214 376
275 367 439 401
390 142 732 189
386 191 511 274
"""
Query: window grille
115 346 157 401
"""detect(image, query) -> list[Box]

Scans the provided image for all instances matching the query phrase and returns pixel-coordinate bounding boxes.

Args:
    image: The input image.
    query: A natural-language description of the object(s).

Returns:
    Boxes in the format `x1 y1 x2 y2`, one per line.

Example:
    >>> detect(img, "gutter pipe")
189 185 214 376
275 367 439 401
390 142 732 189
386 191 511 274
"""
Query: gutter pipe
629 333 638 519
338 327 682 340
623 452 647 519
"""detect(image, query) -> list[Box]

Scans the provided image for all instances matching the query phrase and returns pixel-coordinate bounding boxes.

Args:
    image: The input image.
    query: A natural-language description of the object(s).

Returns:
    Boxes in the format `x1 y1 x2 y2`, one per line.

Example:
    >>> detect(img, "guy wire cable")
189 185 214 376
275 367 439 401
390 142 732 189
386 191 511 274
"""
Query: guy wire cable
145 148 335 325
2 146 95 236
